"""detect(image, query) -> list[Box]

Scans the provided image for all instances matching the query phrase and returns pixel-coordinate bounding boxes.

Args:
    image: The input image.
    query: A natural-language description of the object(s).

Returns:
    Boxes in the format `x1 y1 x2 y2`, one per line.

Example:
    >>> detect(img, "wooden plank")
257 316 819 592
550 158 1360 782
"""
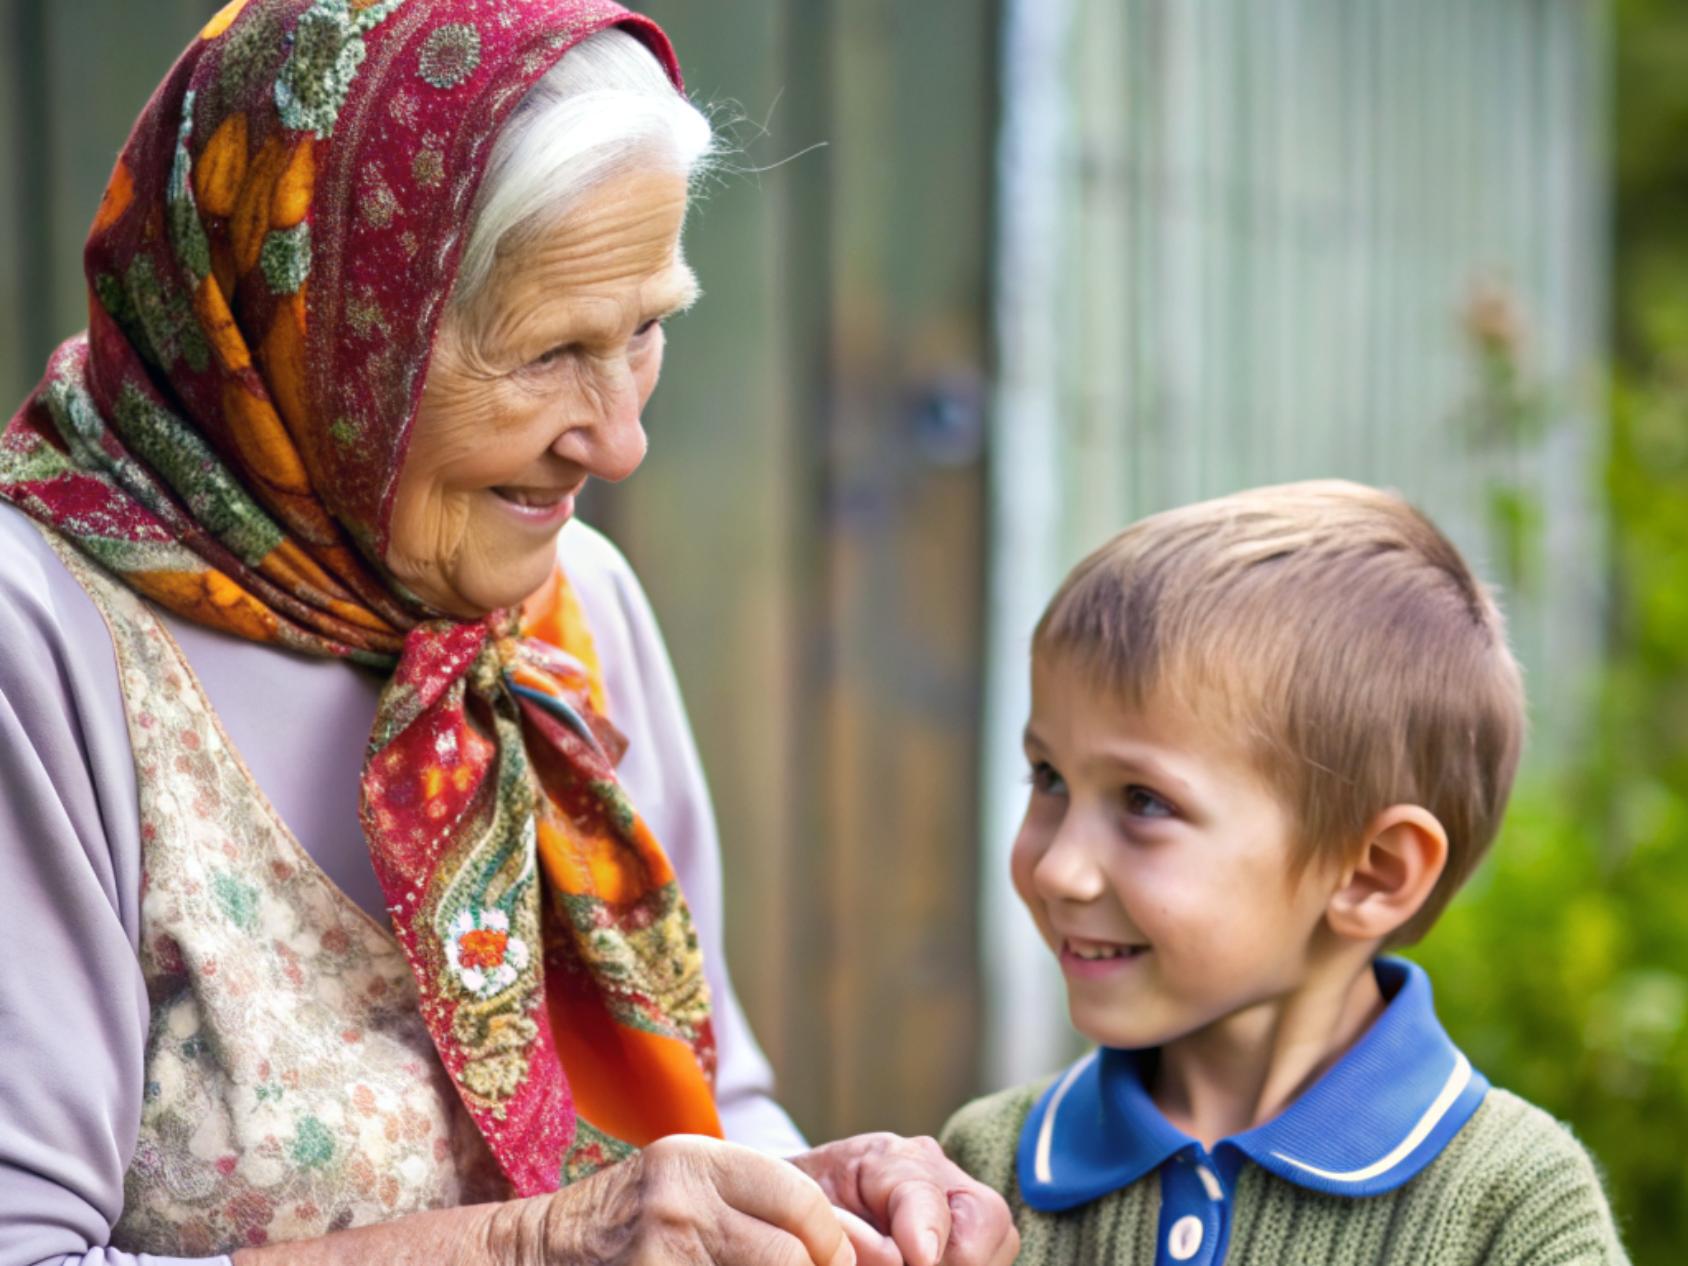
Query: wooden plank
811 0 993 1138
0 1 44 411
40 3 220 350
4 2 223 413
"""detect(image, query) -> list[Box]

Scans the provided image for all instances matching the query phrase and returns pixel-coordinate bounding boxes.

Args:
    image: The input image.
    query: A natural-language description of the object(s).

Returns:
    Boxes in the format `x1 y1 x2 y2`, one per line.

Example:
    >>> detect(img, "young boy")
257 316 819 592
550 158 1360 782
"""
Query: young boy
942 482 1627 1264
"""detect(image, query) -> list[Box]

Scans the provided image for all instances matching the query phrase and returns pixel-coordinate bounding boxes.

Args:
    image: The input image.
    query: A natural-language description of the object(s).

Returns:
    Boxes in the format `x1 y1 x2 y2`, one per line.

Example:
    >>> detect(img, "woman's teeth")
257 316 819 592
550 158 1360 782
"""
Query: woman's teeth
494 487 566 507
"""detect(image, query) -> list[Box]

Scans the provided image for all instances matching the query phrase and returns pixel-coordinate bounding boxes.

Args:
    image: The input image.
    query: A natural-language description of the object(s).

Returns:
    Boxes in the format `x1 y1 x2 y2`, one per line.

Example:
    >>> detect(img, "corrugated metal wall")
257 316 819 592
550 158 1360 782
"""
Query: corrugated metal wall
984 0 1610 1085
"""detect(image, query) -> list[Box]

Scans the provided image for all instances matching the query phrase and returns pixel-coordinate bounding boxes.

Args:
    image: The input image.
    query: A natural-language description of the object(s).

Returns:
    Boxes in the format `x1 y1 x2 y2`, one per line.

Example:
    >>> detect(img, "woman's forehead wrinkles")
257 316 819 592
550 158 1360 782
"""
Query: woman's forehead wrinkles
483 213 689 335
523 221 678 278
510 174 688 264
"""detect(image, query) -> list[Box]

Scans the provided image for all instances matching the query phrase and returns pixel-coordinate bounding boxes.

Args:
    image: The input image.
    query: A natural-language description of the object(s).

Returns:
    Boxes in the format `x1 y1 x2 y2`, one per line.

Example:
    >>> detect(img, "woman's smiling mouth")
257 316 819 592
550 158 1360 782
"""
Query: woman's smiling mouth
490 483 582 526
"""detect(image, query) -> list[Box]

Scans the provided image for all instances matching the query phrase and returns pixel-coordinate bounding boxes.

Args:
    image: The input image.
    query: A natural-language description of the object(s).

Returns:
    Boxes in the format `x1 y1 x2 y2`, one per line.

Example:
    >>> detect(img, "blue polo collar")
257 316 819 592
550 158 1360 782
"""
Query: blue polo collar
1017 958 1489 1212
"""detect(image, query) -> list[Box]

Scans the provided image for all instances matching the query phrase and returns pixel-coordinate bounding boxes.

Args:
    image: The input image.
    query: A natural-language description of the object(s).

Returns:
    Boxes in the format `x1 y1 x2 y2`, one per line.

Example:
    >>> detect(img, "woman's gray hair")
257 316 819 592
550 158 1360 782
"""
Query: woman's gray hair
451 27 713 315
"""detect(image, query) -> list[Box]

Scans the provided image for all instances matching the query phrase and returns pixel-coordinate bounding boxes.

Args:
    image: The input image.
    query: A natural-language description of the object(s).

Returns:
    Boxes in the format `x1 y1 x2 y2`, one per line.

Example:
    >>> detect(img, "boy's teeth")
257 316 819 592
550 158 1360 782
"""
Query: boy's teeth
1070 942 1131 960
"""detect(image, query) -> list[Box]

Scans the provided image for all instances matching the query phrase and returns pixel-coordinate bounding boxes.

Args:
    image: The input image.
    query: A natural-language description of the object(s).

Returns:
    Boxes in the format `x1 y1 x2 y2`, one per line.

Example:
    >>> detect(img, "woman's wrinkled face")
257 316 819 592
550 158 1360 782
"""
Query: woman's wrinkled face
387 168 697 616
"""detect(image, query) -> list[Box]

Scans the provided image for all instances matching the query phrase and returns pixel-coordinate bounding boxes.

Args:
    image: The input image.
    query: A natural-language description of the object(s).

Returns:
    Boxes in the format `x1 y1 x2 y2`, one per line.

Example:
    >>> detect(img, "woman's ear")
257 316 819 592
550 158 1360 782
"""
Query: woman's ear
1326 806 1449 944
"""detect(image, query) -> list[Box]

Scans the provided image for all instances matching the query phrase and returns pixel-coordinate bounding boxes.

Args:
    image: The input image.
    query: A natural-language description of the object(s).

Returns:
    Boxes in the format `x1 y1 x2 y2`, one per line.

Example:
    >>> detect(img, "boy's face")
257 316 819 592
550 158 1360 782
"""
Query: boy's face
1013 654 1340 1051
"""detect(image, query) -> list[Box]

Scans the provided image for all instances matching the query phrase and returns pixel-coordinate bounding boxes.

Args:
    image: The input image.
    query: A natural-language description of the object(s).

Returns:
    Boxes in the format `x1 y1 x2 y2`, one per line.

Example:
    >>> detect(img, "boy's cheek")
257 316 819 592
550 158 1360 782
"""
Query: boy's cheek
1008 834 1053 939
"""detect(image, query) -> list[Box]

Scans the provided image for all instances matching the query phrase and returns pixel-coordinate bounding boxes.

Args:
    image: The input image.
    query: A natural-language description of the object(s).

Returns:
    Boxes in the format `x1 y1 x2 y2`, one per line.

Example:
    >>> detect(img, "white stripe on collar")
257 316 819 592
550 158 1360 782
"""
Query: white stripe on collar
1267 1051 1472 1185
1035 1049 1099 1184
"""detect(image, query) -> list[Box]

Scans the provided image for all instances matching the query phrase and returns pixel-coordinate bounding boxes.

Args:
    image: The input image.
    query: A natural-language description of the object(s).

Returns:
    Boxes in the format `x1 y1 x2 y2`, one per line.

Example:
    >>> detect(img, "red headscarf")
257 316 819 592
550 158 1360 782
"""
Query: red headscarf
0 0 721 1195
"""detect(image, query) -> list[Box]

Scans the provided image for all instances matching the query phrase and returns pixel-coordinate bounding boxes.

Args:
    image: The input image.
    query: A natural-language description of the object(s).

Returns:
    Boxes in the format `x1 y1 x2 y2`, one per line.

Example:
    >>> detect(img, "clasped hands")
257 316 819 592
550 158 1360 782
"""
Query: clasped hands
482 1131 1020 1266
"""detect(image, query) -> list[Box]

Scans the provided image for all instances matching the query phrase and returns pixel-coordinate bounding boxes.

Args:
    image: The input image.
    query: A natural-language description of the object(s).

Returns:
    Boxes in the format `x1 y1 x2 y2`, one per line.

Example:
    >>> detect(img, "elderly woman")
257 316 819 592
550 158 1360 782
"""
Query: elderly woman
0 3 1016 1265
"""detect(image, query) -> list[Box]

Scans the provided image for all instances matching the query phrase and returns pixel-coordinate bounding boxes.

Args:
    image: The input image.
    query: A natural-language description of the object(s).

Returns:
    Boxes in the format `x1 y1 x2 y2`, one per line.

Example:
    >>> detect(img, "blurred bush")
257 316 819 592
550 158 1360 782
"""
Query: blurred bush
1414 3 1688 1259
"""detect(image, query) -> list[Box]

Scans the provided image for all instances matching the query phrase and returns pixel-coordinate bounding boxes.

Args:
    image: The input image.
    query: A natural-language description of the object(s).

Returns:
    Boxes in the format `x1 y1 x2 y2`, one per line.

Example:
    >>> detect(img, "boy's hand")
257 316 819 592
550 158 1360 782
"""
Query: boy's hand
789 1133 1020 1266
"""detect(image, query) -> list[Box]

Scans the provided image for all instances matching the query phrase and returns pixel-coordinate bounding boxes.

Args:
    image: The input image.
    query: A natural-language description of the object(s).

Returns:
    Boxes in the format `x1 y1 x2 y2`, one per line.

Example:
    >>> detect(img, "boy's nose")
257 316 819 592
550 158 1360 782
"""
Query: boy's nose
1033 826 1109 904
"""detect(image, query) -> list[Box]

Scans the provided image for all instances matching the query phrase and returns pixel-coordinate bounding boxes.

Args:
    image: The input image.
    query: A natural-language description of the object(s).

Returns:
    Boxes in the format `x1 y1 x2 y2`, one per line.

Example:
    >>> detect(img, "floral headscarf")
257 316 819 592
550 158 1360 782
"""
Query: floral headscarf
0 0 721 1195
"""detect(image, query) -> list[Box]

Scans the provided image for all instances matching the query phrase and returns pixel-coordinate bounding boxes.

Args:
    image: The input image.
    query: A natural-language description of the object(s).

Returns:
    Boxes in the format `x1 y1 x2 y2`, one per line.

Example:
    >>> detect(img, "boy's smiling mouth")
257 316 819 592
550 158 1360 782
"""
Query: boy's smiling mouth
1060 935 1151 974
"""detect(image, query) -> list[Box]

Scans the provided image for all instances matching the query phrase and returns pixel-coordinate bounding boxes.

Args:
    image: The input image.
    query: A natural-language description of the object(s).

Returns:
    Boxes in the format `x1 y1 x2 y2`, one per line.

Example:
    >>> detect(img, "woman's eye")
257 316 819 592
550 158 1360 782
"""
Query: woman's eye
634 317 661 339
1124 786 1174 818
1027 761 1066 796
532 344 570 368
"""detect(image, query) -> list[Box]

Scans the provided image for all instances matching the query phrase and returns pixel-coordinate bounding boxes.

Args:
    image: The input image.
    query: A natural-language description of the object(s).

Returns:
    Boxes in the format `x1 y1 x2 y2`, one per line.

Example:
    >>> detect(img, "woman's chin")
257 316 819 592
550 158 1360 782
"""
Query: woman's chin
393 541 562 619
460 555 560 615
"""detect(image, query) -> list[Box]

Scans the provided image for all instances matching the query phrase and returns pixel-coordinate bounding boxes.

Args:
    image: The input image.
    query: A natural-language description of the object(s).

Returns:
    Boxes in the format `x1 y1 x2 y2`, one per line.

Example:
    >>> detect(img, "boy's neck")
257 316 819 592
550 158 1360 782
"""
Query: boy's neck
1149 953 1386 1149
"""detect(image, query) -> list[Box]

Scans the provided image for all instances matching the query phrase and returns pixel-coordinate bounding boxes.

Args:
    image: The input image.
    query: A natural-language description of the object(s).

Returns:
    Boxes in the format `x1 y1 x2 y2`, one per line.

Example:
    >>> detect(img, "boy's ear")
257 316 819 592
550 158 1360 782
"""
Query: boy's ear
1325 806 1449 943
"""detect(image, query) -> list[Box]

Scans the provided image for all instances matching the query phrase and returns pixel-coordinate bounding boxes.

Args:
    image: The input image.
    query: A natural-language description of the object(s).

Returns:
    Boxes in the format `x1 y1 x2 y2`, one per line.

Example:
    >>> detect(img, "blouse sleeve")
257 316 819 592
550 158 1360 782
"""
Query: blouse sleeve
0 509 233 1266
558 522 809 1156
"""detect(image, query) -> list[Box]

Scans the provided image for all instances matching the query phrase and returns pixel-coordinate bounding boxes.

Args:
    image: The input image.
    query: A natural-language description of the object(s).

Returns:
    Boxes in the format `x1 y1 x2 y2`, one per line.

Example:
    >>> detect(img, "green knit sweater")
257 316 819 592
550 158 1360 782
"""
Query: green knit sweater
941 1081 1628 1264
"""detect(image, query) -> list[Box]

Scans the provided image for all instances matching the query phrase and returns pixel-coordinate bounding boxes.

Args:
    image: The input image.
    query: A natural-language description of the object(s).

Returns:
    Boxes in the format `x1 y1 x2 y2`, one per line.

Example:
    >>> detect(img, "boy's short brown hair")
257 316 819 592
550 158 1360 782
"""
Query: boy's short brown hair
1033 480 1524 945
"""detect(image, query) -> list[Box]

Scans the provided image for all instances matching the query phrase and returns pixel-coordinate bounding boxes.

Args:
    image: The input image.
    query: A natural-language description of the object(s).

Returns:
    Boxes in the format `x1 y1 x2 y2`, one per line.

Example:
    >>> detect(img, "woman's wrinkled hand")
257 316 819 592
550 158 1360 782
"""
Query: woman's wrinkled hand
483 1134 857 1266
789 1133 1020 1266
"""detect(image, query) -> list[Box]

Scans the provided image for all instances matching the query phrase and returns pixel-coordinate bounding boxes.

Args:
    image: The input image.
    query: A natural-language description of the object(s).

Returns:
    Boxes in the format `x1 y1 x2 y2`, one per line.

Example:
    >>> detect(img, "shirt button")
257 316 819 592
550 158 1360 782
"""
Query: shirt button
1168 1214 1204 1260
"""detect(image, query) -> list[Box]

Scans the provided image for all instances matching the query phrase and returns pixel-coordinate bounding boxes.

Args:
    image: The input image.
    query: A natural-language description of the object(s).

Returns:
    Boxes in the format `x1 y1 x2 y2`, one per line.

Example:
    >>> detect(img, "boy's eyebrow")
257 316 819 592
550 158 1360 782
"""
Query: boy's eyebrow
1024 727 1199 801
1092 750 1197 800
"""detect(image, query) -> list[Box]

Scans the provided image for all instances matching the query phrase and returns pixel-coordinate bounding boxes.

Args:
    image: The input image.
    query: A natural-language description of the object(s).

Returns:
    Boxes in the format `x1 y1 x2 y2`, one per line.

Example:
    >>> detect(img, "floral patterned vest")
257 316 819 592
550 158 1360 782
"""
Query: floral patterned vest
50 535 507 1257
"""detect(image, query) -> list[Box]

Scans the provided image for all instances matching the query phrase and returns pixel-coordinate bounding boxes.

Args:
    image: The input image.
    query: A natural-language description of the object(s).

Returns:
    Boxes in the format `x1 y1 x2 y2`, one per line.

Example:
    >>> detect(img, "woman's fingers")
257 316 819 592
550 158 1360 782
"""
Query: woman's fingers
708 1207 856 1266
688 1137 857 1266
522 1135 859 1266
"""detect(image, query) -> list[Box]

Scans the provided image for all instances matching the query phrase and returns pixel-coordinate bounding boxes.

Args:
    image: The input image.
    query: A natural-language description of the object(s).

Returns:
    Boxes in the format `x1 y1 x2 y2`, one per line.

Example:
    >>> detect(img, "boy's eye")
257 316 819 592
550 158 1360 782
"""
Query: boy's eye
1124 786 1174 818
1027 760 1066 797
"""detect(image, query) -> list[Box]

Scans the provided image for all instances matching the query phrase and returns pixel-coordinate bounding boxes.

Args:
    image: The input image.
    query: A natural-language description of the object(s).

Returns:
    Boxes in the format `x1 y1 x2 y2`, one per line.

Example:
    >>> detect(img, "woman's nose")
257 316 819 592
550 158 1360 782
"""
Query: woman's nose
556 362 647 482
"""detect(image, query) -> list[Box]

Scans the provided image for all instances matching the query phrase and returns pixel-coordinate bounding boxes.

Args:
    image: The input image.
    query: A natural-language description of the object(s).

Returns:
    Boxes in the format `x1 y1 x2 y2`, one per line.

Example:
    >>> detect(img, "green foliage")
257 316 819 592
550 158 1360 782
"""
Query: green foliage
1455 283 1553 596
1413 5 1688 1260
1413 772 1688 1259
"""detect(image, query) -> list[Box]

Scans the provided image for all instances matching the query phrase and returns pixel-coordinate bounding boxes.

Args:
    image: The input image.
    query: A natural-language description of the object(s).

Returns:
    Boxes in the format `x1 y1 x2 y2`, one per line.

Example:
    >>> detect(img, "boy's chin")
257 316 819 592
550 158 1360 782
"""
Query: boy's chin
1066 993 1179 1051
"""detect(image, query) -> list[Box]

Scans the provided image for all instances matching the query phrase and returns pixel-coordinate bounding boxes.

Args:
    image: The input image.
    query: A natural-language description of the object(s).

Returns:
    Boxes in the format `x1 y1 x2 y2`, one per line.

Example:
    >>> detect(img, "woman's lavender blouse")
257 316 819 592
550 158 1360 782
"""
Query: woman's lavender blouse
0 504 805 1266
